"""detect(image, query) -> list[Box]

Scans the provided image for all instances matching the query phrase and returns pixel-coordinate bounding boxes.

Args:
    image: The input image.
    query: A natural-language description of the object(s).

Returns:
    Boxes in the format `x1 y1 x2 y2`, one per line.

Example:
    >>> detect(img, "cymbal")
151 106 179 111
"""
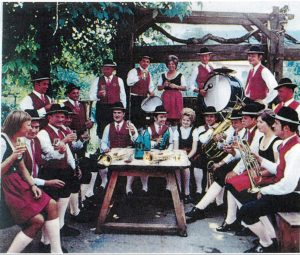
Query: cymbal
213 68 236 74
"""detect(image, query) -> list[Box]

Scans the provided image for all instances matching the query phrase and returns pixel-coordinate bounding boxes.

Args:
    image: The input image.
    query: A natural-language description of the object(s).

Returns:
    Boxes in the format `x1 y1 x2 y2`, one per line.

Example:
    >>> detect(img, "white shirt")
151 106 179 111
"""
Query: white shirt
89 75 127 108
147 124 174 150
126 66 155 93
100 120 138 152
37 124 75 169
197 123 219 145
245 63 278 105
19 90 52 117
189 62 215 92
260 134 300 195
157 72 187 88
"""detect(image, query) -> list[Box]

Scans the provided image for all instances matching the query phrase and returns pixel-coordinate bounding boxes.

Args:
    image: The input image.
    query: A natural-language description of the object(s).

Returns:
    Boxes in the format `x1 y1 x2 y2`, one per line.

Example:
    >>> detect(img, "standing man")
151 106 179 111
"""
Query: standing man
237 107 300 253
89 60 127 140
37 104 80 237
244 45 278 106
189 47 215 125
127 55 156 129
20 71 53 117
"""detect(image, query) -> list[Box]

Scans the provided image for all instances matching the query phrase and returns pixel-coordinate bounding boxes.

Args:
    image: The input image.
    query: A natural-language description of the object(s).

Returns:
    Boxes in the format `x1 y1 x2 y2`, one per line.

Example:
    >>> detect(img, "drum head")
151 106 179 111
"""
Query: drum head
141 96 163 113
203 74 243 112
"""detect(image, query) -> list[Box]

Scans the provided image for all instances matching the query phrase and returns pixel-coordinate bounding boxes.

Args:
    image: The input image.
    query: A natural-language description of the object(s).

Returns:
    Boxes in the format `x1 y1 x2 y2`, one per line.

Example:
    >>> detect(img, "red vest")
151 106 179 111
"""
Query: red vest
274 100 300 114
64 101 87 132
245 65 269 101
196 65 213 90
150 124 168 141
97 76 120 104
23 138 44 176
131 68 150 96
29 92 51 110
109 122 132 148
42 125 69 169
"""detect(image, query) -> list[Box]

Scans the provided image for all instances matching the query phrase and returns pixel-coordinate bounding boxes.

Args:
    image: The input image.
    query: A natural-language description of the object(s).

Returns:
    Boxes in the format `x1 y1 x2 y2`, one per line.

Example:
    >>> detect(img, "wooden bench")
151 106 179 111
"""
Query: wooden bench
276 212 300 252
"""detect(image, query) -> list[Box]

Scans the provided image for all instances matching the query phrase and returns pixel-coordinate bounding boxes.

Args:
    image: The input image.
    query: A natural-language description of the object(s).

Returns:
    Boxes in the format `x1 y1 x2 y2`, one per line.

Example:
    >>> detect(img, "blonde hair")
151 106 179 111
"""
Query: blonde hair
2 111 31 137
181 108 196 123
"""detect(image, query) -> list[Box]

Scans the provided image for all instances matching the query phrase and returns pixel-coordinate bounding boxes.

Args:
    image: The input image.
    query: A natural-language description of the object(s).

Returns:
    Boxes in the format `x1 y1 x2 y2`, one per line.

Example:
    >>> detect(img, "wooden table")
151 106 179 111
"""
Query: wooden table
95 148 190 237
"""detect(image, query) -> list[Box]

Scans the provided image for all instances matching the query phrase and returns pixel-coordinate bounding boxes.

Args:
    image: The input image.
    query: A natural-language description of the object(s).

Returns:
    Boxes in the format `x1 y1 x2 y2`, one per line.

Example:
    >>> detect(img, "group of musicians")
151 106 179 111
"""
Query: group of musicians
1 45 300 253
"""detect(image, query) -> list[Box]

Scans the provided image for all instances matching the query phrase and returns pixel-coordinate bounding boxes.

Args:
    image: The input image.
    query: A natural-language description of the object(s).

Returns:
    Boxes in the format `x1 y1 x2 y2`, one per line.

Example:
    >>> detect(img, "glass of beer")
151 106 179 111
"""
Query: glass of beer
53 138 61 147
16 137 26 159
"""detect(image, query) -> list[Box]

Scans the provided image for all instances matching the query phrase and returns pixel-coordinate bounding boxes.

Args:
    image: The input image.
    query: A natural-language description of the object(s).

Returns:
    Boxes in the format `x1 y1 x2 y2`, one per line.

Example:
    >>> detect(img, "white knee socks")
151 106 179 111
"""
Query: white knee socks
126 176 135 194
140 176 148 192
57 197 70 229
260 216 276 239
247 221 273 247
215 186 225 206
225 191 238 224
196 182 222 210
7 231 33 253
44 218 63 253
69 192 80 216
194 168 203 193
85 172 98 198
99 168 108 188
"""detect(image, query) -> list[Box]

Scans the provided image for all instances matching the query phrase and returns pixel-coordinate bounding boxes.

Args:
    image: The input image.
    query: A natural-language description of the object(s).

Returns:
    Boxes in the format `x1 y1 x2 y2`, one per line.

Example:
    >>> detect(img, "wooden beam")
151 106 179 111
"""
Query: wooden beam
283 48 300 61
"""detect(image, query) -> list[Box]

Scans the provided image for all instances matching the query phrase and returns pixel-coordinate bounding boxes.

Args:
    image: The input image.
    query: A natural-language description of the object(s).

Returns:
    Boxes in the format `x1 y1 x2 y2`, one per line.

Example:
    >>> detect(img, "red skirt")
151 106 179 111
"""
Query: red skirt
162 90 183 120
2 172 51 225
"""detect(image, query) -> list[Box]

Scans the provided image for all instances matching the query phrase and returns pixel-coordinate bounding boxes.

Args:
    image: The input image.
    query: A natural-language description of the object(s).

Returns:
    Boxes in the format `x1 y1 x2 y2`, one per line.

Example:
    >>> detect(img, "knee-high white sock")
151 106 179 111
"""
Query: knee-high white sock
225 191 237 224
85 172 98 197
260 216 276 239
196 182 222 210
194 168 203 193
41 226 50 245
7 231 33 253
99 168 108 188
80 184 89 202
183 168 190 195
44 218 63 253
126 176 134 194
69 192 80 216
215 186 225 206
247 221 273 247
57 197 70 229
140 176 148 192
175 170 182 193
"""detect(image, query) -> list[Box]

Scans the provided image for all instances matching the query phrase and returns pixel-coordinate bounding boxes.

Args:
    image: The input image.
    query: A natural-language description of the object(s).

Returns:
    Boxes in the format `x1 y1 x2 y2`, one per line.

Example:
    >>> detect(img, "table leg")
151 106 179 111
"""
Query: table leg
96 171 119 233
168 172 187 237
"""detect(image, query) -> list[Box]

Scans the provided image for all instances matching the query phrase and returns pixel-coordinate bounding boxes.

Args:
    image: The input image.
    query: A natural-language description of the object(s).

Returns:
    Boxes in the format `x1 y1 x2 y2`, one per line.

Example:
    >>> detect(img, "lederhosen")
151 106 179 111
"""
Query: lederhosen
131 68 151 129
96 75 120 137
195 65 214 126
161 74 183 121
38 126 75 200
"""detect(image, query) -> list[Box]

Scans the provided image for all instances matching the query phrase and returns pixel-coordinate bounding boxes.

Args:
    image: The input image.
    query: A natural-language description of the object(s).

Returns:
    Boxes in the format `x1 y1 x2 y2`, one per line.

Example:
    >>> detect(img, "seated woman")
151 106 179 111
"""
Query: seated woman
1 110 63 253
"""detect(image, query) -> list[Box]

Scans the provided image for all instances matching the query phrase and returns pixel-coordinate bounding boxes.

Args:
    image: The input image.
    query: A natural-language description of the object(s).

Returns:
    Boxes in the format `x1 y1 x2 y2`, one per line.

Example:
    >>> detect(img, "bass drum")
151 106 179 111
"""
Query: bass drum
141 96 163 113
203 73 244 111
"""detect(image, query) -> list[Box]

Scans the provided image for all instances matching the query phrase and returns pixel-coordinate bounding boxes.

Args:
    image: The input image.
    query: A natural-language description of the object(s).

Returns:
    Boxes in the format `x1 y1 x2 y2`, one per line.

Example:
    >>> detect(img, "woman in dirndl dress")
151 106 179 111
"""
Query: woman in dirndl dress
1 111 63 253
158 55 187 126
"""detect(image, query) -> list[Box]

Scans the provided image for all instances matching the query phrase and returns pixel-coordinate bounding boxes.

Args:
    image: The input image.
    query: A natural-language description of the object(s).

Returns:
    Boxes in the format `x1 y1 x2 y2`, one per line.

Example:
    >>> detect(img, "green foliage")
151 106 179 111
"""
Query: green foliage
284 61 300 100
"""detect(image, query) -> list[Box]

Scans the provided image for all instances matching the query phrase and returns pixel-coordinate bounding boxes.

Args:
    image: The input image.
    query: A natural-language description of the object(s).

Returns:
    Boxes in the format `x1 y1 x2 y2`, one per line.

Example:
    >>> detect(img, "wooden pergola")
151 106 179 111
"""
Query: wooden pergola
114 6 300 82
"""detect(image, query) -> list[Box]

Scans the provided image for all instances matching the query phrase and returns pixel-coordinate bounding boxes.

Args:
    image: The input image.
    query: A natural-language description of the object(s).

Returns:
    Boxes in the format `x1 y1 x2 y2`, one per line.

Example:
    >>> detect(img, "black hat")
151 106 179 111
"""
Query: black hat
111 102 125 111
62 106 77 115
65 83 80 95
203 106 218 115
272 107 299 125
247 45 264 54
46 104 68 116
103 59 117 67
241 103 261 116
24 109 43 121
31 70 51 82
154 105 167 114
197 47 212 55
274 78 298 90
229 109 242 120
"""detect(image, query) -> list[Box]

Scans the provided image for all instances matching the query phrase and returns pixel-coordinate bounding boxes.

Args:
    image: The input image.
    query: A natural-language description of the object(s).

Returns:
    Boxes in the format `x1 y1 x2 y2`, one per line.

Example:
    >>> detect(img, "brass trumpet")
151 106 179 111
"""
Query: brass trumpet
97 154 112 167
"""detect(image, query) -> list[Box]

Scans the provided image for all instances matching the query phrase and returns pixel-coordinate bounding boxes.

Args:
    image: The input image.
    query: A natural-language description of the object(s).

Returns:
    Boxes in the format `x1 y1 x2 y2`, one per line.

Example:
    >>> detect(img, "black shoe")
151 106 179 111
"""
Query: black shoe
71 210 94 223
183 195 193 204
60 224 80 237
185 207 205 221
216 220 241 232
139 189 148 197
38 242 68 253
244 242 278 253
193 192 204 204
235 226 254 236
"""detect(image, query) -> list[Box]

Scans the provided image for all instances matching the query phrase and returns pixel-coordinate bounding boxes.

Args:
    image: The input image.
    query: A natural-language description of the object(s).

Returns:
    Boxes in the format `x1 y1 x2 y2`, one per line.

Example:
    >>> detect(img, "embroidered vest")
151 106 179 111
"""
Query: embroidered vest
97 76 120 104
131 68 150 96
29 92 50 110
150 124 168 141
245 65 269 101
109 122 132 148
43 126 69 169
196 65 213 90
64 101 87 132
23 138 44 176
